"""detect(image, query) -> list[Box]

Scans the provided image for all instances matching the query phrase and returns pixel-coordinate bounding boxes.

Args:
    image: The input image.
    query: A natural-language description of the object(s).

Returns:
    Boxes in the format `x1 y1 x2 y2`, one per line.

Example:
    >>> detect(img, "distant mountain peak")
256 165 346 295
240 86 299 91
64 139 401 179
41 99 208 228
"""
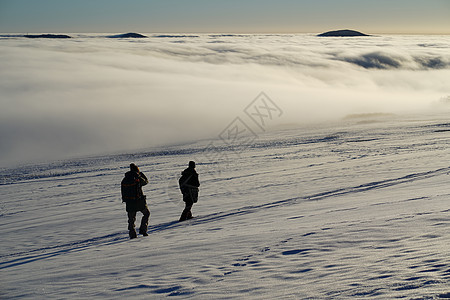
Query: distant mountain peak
107 32 147 38
24 34 72 39
317 29 370 37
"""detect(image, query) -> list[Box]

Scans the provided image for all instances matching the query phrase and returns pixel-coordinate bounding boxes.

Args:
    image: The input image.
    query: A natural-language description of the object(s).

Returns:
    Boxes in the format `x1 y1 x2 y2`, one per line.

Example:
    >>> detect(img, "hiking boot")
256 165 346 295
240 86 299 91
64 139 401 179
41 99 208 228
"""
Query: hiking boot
129 230 137 239
139 228 148 236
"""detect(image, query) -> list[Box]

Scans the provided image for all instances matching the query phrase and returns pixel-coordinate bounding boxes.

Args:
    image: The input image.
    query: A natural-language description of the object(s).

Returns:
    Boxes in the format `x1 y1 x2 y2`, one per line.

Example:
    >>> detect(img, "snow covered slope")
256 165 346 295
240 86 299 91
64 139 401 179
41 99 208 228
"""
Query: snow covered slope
1 115 449 299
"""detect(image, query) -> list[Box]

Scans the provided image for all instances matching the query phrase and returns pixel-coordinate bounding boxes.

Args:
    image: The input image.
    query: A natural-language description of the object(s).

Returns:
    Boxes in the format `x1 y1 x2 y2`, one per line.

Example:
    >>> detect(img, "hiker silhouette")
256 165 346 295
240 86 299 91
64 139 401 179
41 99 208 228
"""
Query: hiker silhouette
178 161 200 221
121 163 150 239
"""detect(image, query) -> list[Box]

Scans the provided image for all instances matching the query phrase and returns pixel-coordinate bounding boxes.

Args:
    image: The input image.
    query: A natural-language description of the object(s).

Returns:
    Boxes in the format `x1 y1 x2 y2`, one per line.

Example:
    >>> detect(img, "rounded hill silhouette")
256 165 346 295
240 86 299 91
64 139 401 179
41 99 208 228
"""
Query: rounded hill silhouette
318 29 370 37
24 34 72 39
107 33 147 38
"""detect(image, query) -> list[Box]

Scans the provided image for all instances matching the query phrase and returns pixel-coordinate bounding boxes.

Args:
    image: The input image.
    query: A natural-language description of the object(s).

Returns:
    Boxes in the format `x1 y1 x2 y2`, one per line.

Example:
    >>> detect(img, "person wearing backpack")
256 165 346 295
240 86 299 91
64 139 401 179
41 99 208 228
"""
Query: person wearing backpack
178 161 200 221
121 163 150 239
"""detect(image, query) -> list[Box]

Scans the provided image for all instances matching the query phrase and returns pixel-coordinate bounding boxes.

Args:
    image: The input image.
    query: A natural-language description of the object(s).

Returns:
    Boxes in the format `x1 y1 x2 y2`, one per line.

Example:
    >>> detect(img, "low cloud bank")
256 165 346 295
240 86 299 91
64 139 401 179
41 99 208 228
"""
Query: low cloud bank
0 34 449 166
334 50 449 70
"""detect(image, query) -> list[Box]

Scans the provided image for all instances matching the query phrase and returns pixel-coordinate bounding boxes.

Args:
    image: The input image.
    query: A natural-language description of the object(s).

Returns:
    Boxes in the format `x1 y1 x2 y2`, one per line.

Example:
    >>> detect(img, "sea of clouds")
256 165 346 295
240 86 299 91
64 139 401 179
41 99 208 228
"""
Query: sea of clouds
0 34 449 166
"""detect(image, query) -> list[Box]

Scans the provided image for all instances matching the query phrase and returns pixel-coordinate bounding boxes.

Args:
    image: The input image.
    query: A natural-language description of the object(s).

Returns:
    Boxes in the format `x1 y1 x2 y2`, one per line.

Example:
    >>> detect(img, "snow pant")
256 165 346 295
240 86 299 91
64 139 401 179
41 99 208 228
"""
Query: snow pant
179 187 198 222
127 207 150 234
179 200 193 221
179 195 194 222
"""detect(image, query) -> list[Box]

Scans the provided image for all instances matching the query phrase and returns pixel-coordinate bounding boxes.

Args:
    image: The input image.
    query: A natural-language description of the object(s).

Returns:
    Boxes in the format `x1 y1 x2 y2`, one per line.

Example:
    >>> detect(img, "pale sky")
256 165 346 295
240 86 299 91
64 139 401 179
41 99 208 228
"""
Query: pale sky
0 0 449 34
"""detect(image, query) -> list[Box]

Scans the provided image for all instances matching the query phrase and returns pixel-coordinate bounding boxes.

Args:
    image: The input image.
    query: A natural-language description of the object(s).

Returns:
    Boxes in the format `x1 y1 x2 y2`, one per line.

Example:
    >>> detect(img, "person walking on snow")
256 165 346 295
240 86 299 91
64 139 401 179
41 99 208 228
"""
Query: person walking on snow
121 163 150 239
179 161 200 221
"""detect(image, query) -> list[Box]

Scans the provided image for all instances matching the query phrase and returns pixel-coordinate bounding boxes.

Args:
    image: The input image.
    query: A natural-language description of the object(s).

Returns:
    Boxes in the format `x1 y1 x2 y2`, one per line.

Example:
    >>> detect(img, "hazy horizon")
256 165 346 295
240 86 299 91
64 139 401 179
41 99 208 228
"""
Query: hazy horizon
2 31 450 36
1 0 449 35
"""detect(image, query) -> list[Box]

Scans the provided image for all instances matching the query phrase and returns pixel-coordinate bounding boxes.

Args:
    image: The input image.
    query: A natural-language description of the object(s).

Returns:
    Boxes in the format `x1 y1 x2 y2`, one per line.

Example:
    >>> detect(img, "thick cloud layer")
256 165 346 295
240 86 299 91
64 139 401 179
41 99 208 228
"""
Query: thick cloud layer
0 34 449 166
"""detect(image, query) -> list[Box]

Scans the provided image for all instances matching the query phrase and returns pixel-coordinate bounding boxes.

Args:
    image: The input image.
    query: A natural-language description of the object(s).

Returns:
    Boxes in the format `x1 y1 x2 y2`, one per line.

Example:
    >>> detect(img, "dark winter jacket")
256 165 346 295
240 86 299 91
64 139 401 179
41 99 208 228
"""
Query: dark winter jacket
179 167 200 191
121 171 148 203
179 167 200 203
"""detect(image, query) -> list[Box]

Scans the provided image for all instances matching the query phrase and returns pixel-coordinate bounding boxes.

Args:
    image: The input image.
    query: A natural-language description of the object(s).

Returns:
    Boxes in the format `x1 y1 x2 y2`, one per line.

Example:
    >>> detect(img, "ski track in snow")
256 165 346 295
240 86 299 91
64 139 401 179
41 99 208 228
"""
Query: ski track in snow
1 118 450 299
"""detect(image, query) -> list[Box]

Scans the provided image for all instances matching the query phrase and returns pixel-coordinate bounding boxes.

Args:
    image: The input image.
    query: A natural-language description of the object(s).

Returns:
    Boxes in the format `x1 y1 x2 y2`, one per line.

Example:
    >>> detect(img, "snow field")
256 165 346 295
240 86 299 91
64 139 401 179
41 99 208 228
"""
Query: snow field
1 117 449 299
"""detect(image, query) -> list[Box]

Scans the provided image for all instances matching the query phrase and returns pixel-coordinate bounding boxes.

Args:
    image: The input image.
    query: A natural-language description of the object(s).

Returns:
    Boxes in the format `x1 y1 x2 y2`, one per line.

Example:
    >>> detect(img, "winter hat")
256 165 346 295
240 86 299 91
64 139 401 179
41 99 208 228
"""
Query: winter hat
130 163 139 173
189 161 195 168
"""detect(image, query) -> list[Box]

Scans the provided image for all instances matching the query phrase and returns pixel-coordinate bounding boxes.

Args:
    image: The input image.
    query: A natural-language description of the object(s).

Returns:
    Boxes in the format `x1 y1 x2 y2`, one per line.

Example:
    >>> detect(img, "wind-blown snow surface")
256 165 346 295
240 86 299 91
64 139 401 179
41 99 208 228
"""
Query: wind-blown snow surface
0 33 450 166
1 114 450 299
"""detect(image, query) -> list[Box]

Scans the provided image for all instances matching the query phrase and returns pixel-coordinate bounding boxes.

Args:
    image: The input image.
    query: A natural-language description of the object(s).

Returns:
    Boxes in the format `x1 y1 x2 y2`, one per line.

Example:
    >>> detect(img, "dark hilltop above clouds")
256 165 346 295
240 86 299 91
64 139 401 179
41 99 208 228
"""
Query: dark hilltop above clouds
107 32 147 38
24 34 72 39
318 29 370 37
3 31 375 40
154 34 200 38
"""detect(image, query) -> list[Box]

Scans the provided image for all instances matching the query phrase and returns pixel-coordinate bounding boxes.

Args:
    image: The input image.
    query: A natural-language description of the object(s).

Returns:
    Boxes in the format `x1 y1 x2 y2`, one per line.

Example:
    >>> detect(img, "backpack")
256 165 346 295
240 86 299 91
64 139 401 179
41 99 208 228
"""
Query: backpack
121 173 140 203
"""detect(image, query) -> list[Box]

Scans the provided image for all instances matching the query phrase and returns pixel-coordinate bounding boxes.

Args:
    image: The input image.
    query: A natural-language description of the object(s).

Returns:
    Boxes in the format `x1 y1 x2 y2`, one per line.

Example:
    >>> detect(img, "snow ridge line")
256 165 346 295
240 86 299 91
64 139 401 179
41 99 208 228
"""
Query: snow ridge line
168 166 450 226
1 166 448 267
0 232 126 267
306 166 450 201
185 167 450 224
0 221 187 265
